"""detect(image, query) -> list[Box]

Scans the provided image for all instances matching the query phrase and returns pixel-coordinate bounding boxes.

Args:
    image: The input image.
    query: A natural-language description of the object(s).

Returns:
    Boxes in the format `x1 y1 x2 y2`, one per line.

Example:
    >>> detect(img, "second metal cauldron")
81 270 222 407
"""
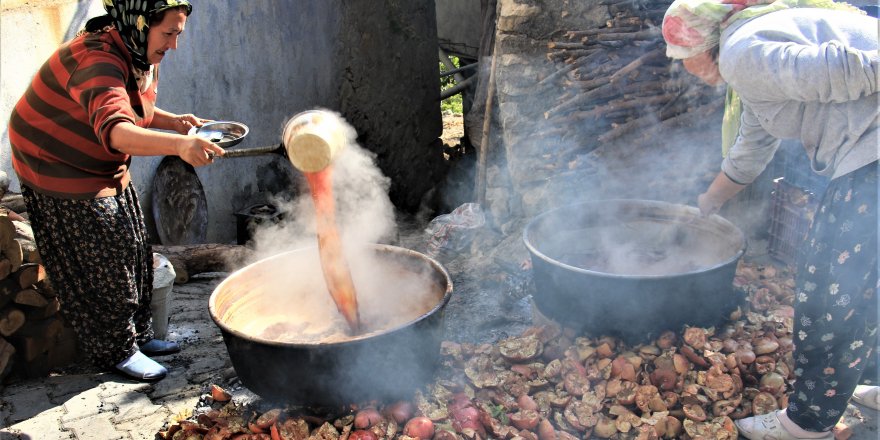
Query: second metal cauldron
523 199 747 342
209 244 452 406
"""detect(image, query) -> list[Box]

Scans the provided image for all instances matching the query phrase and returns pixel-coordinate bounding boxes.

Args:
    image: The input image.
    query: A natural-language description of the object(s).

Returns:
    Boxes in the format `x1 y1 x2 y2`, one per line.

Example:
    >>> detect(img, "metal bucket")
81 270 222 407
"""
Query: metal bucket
209 244 452 405
523 199 747 342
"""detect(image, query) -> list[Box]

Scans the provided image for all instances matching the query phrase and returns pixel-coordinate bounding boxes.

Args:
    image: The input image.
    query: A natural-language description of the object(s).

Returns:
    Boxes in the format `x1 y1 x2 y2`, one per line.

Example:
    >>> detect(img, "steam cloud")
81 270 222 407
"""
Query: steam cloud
248 110 396 262
231 110 445 343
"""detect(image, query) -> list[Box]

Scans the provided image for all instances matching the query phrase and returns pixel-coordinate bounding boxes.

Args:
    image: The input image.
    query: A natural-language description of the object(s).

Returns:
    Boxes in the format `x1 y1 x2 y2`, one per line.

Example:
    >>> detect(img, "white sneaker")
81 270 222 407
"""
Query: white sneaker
114 351 167 381
735 410 833 440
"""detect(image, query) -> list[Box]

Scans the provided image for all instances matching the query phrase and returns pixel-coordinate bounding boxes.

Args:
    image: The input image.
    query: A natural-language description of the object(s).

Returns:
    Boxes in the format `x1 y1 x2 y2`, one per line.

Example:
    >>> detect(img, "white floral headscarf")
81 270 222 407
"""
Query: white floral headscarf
661 0 864 59
661 0 865 156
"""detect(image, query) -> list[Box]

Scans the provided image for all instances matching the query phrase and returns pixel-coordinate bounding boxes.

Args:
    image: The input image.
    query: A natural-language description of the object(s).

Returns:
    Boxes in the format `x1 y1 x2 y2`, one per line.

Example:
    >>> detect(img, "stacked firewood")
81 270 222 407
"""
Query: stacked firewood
0 213 77 382
536 0 722 151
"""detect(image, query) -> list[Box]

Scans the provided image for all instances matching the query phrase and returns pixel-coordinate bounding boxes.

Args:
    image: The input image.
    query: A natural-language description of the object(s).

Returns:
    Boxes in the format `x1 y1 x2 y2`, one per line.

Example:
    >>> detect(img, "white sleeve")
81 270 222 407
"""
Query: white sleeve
723 39 878 104
721 104 781 185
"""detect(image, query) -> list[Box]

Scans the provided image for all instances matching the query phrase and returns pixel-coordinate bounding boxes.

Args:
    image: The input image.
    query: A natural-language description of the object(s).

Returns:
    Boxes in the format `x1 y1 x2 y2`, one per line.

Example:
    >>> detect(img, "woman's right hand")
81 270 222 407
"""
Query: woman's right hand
178 136 225 167
698 171 747 216
697 191 724 216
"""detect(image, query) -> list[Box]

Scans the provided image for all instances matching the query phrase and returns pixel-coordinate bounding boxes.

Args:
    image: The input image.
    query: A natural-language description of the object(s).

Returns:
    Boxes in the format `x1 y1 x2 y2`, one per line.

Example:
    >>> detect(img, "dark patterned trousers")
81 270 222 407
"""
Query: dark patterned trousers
22 184 154 369
787 162 879 432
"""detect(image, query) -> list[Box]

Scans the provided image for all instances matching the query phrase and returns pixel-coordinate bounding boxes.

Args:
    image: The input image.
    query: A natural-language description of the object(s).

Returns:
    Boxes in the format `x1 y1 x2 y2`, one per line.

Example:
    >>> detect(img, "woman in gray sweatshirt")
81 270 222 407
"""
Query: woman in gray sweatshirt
662 0 878 438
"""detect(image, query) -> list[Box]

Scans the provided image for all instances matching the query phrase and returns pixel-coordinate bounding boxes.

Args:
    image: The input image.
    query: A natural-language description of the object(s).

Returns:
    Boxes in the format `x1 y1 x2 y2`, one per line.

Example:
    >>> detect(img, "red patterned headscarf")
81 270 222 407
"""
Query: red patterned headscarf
661 0 863 59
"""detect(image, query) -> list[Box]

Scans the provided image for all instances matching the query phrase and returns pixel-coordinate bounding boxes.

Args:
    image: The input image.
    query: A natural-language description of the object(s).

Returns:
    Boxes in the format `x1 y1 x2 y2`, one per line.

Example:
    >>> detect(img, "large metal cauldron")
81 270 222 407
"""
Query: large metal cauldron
523 199 746 342
209 244 452 406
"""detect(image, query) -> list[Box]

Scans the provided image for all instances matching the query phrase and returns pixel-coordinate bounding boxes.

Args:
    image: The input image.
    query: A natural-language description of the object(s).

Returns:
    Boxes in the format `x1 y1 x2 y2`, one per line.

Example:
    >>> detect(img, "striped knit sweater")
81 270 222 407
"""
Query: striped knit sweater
8 28 156 199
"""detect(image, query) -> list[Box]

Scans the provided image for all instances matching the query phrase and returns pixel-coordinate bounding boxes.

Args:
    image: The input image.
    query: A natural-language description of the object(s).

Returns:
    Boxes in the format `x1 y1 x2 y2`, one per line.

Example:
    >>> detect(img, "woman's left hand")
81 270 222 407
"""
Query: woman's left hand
172 114 210 135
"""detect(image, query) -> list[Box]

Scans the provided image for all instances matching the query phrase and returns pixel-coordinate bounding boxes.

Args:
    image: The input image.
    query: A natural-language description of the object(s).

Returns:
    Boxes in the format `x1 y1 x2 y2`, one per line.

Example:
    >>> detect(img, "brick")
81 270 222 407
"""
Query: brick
60 387 107 422
62 412 124 440
2 381 55 424
0 405 69 439
104 392 161 423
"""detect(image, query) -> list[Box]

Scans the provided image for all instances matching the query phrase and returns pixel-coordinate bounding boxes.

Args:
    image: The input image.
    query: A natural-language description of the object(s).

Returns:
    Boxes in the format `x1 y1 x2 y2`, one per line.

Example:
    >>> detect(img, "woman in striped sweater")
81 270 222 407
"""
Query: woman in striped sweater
7 0 224 381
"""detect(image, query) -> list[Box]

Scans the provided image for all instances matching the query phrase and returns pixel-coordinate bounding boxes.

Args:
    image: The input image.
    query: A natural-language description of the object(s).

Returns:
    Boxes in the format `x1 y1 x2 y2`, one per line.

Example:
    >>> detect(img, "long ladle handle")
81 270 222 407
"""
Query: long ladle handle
211 144 286 159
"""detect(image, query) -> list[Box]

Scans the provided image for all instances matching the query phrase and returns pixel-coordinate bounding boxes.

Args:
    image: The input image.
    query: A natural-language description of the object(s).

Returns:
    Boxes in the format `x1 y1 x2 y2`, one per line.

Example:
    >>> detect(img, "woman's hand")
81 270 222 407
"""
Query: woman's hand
171 113 211 135
698 171 747 216
150 108 213 134
177 136 225 167
697 191 725 216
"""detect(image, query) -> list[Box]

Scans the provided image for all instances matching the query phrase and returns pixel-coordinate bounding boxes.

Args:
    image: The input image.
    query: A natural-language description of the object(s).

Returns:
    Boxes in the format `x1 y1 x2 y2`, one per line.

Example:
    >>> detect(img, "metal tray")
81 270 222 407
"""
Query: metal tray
189 121 249 148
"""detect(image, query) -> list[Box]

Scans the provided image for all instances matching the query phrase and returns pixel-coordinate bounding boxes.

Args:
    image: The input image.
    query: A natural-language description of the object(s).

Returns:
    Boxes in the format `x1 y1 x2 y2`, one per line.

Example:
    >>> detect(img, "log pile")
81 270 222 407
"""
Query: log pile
0 213 77 382
535 0 722 155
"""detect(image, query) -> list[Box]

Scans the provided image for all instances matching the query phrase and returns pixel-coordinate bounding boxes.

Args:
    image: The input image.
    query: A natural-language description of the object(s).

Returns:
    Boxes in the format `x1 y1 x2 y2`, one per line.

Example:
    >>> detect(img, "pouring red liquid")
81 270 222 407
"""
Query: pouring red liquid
304 166 361 332
283 110 362 333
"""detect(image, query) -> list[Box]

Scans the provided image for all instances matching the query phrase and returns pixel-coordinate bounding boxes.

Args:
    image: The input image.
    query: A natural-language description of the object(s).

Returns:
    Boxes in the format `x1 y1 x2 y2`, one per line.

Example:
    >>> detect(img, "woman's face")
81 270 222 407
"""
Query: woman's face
146 9 188 65
682 50 724 86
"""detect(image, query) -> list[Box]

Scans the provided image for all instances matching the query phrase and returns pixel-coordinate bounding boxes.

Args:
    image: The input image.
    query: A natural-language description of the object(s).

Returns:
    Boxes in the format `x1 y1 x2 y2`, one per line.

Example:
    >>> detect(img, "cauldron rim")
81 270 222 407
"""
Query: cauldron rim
208 243 453 348
523 199 747 280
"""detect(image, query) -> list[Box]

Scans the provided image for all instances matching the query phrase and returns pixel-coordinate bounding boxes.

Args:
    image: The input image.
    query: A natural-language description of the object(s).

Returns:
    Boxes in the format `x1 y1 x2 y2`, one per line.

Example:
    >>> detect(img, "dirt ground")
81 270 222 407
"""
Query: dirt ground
441 113 465 148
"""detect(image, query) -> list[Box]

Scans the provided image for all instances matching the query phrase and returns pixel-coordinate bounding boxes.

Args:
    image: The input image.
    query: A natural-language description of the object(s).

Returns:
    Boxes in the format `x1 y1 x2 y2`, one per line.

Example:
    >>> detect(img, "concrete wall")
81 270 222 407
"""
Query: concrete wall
436 0 482 59
1 0 104 185
1 0 443 244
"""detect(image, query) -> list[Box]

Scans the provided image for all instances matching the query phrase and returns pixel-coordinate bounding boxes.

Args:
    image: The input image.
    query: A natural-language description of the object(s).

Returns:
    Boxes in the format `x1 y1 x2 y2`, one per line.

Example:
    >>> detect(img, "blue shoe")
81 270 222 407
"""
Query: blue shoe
115 351 167 381
140 339 181 356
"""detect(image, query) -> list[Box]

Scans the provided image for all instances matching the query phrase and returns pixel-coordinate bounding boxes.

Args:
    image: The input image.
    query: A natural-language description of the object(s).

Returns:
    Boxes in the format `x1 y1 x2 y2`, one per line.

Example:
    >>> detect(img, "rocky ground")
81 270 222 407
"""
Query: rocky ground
441 113 465 149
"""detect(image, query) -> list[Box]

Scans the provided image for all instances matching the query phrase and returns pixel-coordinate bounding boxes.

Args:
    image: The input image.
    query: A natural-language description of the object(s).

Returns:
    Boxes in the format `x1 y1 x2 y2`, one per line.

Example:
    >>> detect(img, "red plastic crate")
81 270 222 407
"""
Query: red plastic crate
768 177 818 265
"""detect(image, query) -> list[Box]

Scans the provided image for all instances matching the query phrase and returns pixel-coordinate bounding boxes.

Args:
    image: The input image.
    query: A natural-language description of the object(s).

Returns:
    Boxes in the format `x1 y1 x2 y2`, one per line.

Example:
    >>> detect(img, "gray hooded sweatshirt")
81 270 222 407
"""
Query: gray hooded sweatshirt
718 8 878 185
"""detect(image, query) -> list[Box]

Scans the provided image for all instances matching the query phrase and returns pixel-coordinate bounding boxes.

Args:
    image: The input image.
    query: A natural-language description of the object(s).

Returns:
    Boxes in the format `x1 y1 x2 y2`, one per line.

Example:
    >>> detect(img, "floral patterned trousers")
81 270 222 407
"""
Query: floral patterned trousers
787 162 878 432
22 184 154 369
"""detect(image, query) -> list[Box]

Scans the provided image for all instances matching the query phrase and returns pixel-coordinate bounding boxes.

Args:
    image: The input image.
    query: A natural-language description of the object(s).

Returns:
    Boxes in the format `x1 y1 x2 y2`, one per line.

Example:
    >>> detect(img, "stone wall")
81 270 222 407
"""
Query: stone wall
483 0 724 232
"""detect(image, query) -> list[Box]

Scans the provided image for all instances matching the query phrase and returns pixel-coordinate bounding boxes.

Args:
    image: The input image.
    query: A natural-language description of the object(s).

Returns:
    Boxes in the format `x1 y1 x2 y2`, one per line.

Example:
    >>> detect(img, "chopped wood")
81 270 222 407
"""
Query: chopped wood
564 26 641 39
609 47 665 84
593 28 661 42
0 307 25 337
633 99 725 142
46 322 77 372
0 215 15 243
13 333 53 363
544 81 614 119
596 97 722 144
26 297 60 321
14 289 48 308
549 93 677 125
14 222 40 264
1 237 22 273
566 76 612 92
0 193 26 214
14 263 46 289
562 49 599 62
547 41 589 50
0 337 15 380
541 50 609 90
538 61 580 88
36 277 56 297
0 279 19 309
10 318 64 362
0 258 10 280
11 220 34 242
608 16 644 28
0 217 37 266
